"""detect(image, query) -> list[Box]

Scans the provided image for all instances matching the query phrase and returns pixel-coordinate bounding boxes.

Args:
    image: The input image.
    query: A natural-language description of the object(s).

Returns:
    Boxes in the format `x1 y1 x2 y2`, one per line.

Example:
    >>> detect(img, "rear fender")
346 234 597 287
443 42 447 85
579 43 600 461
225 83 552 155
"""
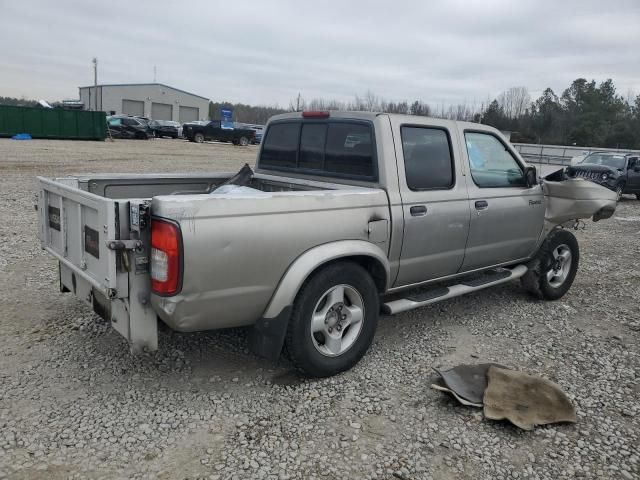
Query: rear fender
250 240 389 360
263 240 390 319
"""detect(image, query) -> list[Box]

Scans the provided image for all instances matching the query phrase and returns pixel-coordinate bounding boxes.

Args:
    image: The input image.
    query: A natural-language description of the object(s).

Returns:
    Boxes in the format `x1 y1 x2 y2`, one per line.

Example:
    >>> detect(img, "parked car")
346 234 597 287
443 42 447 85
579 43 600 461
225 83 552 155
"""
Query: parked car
107 115 152 139
149 120 182 139
183 120 255 145
568 152 640 200
250 125 264 144
36 111 617 377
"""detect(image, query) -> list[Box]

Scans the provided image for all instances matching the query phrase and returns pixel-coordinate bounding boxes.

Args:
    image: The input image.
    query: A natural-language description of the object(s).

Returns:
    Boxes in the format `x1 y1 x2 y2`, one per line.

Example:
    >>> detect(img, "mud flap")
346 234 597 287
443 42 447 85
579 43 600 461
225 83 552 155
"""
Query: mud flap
248 306 292 361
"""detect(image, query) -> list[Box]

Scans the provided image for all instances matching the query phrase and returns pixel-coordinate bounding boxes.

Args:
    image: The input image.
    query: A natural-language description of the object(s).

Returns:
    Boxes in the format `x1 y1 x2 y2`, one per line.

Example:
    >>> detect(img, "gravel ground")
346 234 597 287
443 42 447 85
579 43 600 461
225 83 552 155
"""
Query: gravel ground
0 138 638 480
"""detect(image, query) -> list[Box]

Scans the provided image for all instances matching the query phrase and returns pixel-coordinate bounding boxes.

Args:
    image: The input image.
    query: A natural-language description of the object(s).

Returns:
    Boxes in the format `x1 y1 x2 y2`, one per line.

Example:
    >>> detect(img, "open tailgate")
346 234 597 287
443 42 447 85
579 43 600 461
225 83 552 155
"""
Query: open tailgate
37 176 128 299
37 176 158 351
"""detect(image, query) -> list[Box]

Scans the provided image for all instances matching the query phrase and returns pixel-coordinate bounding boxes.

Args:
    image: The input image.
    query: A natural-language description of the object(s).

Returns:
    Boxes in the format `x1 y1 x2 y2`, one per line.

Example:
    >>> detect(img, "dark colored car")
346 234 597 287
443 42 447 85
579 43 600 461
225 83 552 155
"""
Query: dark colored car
184 120 255 146
250 125 264 144
149 120 182 138
568 152 640 201
107 115 152 139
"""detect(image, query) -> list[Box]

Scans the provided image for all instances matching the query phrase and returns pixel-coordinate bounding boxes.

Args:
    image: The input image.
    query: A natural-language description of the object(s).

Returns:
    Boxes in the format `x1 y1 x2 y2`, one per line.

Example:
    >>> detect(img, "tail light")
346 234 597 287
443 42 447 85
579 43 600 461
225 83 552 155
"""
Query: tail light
150 218 181 295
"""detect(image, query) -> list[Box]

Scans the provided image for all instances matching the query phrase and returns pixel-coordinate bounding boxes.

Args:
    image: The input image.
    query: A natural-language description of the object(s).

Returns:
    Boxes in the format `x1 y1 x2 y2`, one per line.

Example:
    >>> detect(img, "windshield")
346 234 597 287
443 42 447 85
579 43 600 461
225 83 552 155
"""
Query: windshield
580 153 625 169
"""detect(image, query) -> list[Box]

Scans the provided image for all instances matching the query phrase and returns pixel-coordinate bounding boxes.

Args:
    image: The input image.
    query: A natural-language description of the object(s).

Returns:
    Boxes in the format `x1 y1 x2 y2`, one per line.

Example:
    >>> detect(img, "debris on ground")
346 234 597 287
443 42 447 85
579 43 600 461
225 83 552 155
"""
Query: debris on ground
431 363 505 407
431 363 577 430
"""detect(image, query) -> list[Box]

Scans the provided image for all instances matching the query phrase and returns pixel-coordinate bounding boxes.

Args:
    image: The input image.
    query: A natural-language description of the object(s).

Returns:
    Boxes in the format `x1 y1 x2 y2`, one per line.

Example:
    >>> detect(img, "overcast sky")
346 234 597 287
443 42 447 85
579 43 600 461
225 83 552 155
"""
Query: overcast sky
1 0 639 107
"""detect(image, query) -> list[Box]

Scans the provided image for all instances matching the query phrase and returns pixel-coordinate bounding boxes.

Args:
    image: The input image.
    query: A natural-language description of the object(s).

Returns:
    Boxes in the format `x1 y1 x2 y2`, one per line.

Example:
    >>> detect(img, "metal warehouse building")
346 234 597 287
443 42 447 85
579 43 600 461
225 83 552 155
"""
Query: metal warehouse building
78 83 209 123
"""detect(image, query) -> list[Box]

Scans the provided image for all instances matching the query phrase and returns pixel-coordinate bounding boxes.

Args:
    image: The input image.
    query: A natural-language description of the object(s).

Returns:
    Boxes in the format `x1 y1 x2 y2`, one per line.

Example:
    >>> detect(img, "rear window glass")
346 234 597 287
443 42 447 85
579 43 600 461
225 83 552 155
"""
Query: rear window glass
401 127 454 189
261 123 301 168
325 124 374 177
299 123 326 170
260 121 376 180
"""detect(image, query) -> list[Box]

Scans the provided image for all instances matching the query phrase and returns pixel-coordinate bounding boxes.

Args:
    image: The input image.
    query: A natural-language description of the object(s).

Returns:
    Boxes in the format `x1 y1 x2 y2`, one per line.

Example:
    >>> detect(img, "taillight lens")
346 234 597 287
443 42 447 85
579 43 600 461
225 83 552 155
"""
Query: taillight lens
150 219 181 295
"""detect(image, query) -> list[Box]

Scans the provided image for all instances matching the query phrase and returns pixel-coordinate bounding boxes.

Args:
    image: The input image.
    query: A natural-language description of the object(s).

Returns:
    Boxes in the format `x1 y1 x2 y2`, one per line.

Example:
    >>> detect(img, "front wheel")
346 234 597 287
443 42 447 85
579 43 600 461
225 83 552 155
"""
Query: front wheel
615 184 623 202
194 133 205 143
238 136 249 146
285 262 379 377
636 193 640 200
521 229 579 300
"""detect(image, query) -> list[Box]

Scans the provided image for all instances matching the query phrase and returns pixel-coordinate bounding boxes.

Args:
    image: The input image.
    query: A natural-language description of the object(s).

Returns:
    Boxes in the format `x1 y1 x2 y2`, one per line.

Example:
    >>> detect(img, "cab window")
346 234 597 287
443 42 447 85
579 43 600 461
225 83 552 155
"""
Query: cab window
465 132 525 187
401 126 454 190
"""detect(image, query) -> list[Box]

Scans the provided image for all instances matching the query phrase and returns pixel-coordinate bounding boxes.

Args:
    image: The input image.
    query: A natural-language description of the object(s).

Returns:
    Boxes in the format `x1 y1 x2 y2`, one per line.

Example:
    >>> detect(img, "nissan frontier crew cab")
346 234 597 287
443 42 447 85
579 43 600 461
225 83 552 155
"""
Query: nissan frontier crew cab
37 111 617 377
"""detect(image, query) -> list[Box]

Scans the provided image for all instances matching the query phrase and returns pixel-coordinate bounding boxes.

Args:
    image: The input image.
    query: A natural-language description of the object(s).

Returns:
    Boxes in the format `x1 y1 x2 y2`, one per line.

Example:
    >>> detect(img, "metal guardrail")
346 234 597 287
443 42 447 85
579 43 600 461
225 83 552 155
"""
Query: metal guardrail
512 143 640 166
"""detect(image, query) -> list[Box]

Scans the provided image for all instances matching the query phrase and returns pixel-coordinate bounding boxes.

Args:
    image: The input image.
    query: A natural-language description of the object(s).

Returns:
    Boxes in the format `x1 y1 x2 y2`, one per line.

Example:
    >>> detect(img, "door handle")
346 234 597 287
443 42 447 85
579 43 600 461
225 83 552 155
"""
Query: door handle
410 205 427 216
475 200 488 210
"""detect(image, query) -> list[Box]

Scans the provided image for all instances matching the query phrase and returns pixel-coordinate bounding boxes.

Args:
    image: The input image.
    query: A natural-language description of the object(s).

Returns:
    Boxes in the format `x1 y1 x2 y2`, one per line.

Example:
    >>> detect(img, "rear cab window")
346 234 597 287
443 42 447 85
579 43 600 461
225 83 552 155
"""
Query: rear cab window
401 126 454 190
258 119 377 181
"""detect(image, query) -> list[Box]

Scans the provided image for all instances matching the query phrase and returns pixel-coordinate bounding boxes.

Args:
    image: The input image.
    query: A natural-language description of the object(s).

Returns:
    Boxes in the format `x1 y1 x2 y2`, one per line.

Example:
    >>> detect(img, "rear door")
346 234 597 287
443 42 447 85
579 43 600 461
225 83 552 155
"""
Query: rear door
458 128 544 272
392 118 471 287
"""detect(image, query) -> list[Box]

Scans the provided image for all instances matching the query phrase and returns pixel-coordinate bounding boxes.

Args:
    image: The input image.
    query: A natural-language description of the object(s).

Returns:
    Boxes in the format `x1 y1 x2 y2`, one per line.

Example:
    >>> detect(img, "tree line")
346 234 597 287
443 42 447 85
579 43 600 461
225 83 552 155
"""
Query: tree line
212 78 640 149
483 80 640 148
3 77 639 148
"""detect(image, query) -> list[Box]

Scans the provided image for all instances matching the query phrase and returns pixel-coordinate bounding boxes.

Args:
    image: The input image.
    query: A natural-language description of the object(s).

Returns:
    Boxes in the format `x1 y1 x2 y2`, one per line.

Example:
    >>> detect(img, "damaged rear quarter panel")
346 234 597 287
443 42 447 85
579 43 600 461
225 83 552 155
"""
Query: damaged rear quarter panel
150 187 390 331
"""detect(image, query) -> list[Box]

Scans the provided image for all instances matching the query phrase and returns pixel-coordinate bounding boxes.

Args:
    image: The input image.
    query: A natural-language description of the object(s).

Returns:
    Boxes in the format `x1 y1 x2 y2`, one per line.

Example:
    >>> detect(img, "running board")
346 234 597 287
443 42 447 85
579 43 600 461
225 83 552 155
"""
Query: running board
382 265 528 315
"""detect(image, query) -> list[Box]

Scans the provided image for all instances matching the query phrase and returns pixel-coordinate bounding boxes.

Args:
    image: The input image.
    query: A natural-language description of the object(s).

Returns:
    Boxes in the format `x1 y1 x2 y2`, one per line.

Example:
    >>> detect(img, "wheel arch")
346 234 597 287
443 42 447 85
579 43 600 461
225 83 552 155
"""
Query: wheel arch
262 240 390 319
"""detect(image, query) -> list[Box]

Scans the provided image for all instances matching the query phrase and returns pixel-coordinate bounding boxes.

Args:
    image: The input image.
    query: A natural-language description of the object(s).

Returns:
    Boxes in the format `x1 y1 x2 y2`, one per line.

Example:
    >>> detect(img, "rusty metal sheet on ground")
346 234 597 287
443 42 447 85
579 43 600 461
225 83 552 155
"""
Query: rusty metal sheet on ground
483 366 577 430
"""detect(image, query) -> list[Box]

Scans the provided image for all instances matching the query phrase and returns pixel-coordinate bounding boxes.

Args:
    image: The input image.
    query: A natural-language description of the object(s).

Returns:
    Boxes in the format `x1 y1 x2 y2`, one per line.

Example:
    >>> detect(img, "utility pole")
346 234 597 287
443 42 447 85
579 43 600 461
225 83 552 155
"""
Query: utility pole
154 65 157 83
92 57 98 111
296 92 301 112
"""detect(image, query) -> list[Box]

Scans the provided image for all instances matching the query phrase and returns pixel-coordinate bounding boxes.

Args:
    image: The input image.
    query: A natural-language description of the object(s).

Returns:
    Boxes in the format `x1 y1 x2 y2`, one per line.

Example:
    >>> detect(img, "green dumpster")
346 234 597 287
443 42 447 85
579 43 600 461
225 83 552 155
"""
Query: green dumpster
0 105 107 140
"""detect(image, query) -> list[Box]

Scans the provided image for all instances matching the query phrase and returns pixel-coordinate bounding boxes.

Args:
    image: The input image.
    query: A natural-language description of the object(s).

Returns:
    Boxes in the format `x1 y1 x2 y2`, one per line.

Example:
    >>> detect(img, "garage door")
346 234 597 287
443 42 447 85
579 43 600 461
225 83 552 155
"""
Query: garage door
151 102 172 120
122 99 144 117
179 106 199 123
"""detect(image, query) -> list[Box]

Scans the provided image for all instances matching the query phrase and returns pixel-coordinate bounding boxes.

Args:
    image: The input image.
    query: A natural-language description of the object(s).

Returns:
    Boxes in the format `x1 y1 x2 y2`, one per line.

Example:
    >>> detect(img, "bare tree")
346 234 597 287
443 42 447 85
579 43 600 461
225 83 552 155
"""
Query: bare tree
497 86 531 118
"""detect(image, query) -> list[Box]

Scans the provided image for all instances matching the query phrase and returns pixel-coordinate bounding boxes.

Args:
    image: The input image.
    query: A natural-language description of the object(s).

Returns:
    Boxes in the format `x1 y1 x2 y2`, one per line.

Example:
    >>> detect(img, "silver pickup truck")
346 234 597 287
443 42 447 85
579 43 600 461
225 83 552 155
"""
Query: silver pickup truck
37 111 617 377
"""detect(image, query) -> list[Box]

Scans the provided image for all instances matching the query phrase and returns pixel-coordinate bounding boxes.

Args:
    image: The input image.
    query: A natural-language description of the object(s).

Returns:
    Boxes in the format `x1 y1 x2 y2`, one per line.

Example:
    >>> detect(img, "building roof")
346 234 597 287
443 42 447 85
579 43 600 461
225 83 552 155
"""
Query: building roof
78 83 209 101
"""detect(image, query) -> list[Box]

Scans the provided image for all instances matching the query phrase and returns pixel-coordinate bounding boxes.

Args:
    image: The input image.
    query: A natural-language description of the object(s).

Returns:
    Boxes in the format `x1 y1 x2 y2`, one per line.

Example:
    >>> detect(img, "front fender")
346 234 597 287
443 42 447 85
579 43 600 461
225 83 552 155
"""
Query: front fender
262 240 390 319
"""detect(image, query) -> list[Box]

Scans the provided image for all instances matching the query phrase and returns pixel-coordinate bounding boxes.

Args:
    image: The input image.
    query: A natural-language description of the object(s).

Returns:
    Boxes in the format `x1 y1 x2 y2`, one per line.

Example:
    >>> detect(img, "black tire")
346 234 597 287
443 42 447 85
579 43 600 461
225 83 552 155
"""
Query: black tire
521 229 579 301
636 193 640 200
285 261 379 377
238 136 249 146
194 133 204 143
615 184 624 202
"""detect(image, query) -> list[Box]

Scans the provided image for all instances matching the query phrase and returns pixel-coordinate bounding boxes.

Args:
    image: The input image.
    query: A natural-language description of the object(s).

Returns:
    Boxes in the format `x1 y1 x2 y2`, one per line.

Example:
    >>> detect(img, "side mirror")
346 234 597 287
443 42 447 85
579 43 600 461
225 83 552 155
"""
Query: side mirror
524 166 538 187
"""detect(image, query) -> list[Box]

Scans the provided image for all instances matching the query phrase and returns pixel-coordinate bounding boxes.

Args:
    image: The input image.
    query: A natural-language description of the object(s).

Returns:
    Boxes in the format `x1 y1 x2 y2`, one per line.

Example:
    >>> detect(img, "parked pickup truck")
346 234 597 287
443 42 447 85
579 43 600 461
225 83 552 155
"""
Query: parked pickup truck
36 111 617 377
183 120 255 146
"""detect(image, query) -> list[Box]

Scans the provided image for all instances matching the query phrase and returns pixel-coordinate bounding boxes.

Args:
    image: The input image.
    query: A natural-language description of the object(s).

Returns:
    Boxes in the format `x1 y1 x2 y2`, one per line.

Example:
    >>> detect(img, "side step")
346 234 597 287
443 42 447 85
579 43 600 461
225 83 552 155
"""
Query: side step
382 265 528 315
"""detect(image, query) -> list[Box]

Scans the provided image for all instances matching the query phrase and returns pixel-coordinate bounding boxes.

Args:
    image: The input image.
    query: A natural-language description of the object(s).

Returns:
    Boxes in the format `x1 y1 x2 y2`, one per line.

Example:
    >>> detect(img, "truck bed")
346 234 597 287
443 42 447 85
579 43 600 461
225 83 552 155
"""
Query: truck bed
62 172 327 199
37 171 389 350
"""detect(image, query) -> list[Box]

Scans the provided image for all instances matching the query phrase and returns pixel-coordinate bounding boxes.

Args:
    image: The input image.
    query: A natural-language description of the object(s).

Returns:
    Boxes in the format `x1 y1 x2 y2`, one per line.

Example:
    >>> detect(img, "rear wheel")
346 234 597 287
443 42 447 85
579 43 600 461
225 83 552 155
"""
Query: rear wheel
521 229 579 300
635 193 640 200
238 136 249 146
194 133 204 143
285 262 379 377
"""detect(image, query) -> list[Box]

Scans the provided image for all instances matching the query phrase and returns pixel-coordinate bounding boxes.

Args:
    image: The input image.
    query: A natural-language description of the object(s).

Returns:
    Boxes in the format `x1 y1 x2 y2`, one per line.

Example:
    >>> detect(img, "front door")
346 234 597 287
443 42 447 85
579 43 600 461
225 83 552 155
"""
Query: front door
626 156 640 192
393 120 471 287
458 128 544 272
